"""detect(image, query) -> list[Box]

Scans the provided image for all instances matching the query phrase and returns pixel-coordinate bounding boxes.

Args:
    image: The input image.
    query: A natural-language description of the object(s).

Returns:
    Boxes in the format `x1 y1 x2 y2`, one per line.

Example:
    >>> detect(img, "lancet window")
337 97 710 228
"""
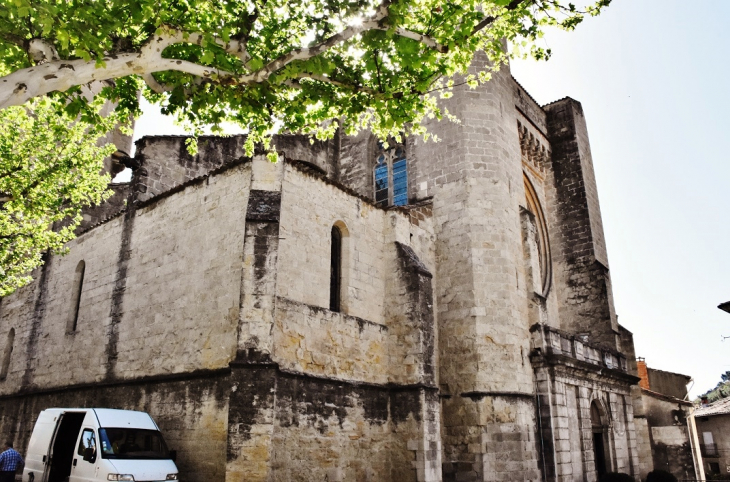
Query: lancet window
374 140 408 207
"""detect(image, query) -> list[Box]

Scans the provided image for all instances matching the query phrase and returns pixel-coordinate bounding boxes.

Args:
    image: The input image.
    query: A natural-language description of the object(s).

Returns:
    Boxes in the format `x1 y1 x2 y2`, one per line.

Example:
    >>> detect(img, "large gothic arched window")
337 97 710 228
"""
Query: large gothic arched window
374 140 407 207
523 174 552 296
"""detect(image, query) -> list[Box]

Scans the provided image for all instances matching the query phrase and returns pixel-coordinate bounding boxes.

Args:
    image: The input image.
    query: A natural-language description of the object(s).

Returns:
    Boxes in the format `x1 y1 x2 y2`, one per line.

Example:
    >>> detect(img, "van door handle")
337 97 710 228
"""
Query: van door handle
42 455 47 463
73 458 77 467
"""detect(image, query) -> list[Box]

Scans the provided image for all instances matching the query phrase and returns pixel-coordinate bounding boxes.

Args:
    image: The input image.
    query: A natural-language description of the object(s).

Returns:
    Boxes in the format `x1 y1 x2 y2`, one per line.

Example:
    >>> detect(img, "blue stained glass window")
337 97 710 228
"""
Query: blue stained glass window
392 158 407 206
375 164 389 207
373 139 408 207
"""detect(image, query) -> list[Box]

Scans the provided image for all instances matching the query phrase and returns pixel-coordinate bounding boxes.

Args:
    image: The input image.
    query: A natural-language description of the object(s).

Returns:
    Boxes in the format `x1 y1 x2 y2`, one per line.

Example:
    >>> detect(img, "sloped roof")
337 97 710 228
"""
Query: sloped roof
648 367 692 381
695 396 730 417
641 388 692 406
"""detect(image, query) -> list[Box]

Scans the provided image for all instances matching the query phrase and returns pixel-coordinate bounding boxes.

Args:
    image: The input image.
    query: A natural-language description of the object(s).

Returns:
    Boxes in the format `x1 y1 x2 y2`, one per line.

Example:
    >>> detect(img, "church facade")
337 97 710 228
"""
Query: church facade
0 62 642 481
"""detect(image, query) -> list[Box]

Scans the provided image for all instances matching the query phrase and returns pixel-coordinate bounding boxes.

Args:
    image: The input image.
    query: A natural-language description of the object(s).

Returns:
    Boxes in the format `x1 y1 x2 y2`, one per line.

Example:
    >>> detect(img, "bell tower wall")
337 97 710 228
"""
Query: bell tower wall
409 58 540 481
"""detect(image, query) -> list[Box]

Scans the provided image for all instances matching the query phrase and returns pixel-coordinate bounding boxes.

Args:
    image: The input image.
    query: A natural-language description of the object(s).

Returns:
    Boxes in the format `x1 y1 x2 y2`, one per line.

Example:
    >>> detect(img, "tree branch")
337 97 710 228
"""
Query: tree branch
371 26 447 53
240 0 392 84
0 33 236 109
471 0 530 36
285 73 378 95
142 73 169 94
0 32 27 48
164 31 251 64
0 0 463 108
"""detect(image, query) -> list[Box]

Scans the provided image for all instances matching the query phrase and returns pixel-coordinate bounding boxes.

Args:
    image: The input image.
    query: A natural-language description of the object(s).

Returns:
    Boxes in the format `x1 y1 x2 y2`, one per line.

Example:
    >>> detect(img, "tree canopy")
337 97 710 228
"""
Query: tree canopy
0 97 127 295
699 371 730 403
1 0 609 153
0 0 609 295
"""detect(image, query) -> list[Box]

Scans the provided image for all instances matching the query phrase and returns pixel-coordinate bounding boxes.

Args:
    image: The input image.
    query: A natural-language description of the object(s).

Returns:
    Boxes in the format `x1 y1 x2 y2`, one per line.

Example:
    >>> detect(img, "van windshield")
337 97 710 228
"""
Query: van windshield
98 428 170 460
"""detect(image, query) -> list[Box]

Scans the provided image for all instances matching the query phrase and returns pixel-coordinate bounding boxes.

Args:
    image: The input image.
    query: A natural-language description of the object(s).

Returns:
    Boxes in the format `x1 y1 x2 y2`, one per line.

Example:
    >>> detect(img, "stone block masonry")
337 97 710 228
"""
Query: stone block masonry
0 60 645 481
544 98 619 349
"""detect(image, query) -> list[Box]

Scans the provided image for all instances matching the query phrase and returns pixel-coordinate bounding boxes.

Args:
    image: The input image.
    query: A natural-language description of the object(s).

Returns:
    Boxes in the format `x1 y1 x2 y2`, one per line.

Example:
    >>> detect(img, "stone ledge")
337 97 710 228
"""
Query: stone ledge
530 323 628 372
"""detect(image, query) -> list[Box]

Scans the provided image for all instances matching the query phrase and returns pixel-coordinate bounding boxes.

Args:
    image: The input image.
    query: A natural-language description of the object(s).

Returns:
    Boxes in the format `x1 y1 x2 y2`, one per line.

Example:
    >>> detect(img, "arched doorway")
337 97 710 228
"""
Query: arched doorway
591 400 610 479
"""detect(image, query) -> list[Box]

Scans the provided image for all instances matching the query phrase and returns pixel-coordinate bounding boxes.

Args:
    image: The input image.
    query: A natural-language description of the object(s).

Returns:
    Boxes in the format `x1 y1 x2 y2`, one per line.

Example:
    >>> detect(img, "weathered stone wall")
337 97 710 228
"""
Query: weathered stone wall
0 55 644 482
517 108 561 331
278 165 388 323
332 59 637 482
78 182 132 233
135 135 249 202
274 297 390 382
641 394 695 480
0 161 252 393
646 369 691 401
115 163 250 378
274 164 436 385
633 416 653 478
543 98 618 349
407 60 542 481
274 134 334 175
337 129 375 199
531 324 639 481
512 77 548 134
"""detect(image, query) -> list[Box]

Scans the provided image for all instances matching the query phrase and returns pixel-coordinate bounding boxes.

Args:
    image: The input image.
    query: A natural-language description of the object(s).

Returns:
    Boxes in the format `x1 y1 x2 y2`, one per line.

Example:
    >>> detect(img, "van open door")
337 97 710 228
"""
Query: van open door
42 411 85 482
23 409 60 482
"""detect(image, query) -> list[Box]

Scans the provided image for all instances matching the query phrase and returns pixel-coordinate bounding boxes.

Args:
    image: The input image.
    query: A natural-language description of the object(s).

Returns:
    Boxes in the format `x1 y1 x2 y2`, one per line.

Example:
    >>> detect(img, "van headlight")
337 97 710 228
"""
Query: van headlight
166 475 179 480
107 475 135 481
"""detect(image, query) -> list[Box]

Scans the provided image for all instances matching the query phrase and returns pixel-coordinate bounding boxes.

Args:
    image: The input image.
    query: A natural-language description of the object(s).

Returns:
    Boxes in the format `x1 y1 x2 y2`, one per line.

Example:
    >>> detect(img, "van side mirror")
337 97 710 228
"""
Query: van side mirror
169 450 177 462
83 447 96 463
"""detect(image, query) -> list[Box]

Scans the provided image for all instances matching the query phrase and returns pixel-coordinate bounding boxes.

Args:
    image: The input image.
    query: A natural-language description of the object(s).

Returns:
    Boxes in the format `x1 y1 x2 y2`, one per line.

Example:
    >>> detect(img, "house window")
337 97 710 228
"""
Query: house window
67 260 85 333
0 328 14 380
702 431 719 458
330 226 342 312
709 462 721 474
374 140 408 207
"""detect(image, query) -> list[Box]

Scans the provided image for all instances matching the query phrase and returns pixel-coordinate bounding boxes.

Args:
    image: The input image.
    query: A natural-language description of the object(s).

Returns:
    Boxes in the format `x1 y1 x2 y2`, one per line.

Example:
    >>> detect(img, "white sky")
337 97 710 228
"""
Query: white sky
132 0 730 398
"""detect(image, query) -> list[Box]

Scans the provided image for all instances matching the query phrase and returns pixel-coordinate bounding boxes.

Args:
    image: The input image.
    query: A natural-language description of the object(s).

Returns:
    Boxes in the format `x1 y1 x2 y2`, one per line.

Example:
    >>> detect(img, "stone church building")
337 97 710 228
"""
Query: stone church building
0 60 643 481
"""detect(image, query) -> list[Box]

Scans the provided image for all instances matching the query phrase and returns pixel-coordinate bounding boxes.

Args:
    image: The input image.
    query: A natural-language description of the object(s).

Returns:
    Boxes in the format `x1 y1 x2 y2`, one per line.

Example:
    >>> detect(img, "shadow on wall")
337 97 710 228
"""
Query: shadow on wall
598 470 681 482
645 469 679 482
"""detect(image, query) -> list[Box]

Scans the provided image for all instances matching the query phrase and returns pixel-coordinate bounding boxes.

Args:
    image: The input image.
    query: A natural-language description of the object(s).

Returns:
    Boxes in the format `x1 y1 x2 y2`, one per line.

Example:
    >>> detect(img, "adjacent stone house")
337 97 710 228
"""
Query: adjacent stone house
630 359 698 480
694 397 730 480
0 62 643 481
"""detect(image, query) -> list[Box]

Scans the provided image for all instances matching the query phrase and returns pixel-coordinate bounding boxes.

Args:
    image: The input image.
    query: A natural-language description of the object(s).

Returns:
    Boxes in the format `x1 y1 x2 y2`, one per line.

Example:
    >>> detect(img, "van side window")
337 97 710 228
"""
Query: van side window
77 429 96 457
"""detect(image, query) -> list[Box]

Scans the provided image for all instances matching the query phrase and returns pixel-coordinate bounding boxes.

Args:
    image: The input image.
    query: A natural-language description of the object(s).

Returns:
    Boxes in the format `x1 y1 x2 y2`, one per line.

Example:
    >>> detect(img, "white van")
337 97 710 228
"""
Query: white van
23 408 179 482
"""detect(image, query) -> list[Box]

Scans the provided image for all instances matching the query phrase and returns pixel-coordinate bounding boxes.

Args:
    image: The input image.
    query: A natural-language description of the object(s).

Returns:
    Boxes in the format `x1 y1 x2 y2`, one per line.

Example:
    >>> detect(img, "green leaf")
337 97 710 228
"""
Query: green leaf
0 0 610 289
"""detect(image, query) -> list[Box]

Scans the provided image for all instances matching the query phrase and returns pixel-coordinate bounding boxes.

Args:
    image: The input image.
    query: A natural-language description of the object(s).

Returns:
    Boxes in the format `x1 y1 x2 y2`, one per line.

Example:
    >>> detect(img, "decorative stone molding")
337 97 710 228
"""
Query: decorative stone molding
530 323 628 373
518 120 550 175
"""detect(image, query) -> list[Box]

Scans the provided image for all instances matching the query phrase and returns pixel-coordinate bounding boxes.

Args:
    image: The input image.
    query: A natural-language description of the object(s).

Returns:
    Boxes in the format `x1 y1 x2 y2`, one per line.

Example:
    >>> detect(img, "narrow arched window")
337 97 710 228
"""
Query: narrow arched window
67 260 85 333
373 139 408 207
0 328 14 380
330 226 342 312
